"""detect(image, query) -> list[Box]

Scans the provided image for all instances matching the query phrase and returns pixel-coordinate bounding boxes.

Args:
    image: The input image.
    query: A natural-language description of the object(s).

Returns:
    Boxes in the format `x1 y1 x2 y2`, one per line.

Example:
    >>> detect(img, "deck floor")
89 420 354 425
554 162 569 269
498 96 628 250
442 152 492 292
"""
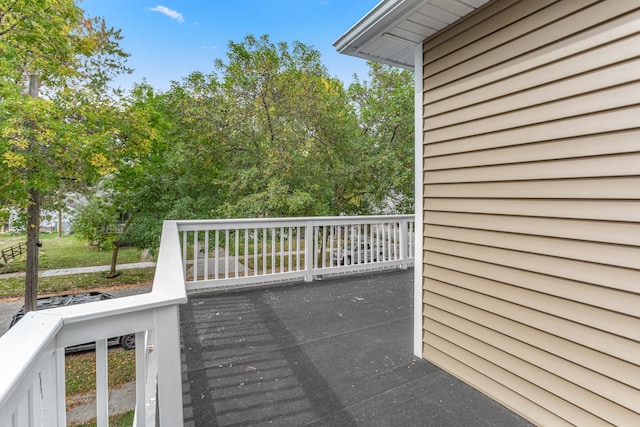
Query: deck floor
179 269 533 426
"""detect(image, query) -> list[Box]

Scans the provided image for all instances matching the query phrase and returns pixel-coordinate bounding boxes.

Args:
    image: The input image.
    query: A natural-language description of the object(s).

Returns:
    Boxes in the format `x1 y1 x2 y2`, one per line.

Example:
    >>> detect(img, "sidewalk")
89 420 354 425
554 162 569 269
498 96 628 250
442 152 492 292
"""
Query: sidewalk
0 261 156 280
67 378 137 425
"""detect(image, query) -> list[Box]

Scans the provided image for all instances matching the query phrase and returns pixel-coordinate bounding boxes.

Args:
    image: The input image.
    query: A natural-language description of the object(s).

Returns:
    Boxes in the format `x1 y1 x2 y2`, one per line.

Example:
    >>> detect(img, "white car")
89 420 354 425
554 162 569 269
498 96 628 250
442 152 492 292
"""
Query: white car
332 242 384 265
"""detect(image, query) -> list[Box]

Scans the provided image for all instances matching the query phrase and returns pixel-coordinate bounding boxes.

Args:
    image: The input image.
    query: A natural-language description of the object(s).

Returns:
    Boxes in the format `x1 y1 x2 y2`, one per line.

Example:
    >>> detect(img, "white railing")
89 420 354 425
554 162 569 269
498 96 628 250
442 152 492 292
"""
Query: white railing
179 215 415 292
0 221 187 427
0 215 414 426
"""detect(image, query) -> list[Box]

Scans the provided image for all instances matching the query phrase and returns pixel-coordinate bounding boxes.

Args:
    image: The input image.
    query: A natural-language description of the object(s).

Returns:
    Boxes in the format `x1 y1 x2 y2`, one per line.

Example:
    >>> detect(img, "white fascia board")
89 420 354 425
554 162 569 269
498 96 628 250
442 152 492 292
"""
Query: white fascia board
333 0 423 68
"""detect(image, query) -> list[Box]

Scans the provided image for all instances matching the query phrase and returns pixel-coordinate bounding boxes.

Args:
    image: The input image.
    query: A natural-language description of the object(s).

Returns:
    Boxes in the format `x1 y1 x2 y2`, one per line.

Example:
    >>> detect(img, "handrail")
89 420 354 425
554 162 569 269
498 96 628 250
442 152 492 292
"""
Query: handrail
0 312 64 424
0 221 187 427
178 215 415 292
0 215 414 426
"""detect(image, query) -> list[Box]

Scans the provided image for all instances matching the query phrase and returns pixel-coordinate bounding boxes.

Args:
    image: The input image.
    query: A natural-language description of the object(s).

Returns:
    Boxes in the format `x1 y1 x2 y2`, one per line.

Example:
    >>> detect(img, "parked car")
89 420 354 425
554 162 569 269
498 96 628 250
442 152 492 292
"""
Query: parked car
332 242 384 265
9 291 135 352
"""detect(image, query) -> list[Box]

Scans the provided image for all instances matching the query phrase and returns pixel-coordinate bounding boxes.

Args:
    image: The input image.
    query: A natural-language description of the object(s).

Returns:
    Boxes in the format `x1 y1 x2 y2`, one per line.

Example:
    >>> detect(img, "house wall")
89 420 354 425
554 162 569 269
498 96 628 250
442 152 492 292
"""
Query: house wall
420 1 640 425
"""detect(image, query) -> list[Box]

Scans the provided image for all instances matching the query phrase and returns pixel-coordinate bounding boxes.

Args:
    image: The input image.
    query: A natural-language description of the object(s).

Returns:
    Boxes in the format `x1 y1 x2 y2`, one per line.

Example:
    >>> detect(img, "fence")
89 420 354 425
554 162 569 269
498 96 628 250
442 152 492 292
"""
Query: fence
178 215 415 292
0 242 26 265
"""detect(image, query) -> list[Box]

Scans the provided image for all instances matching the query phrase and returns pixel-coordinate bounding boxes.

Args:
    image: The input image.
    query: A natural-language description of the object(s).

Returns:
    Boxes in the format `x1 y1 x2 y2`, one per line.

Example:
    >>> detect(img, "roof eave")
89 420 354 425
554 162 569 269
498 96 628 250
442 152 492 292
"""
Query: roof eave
334 0 491 69
333 0 420 68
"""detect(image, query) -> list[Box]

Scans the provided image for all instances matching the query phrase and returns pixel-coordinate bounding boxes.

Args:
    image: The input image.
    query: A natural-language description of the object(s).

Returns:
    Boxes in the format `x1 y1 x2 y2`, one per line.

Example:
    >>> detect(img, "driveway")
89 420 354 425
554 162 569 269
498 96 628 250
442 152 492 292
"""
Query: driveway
0 298 22 336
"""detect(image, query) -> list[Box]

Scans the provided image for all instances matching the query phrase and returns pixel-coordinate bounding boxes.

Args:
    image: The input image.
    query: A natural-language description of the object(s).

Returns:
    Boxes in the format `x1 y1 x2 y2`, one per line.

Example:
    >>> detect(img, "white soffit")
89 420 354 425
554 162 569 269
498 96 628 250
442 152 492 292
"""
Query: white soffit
334 0 490 69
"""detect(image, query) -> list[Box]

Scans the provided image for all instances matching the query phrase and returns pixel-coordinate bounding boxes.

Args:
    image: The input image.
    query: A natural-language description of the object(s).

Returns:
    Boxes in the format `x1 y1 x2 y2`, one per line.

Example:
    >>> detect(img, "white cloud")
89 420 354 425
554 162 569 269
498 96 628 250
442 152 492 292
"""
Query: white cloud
149 5 184 23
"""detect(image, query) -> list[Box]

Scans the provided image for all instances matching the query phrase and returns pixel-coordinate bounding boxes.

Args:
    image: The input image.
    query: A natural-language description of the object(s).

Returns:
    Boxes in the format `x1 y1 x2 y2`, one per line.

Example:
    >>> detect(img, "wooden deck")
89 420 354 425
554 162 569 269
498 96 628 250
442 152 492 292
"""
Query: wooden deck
179 269 533 426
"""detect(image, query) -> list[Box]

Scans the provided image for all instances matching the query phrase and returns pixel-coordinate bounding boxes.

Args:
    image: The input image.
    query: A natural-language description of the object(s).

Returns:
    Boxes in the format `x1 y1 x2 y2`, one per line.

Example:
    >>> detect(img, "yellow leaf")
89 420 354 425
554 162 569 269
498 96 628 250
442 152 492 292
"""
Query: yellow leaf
89 153 115 174
3 151 26 168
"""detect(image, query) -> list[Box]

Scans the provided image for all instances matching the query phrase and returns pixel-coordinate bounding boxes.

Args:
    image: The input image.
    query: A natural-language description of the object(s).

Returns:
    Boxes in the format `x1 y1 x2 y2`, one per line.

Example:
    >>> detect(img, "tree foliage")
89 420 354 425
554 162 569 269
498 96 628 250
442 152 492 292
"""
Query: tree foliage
2 0 415 307
74 35 415 254
349 62 415 212
0 0 134 310
0 0 133 207
211 35 363 217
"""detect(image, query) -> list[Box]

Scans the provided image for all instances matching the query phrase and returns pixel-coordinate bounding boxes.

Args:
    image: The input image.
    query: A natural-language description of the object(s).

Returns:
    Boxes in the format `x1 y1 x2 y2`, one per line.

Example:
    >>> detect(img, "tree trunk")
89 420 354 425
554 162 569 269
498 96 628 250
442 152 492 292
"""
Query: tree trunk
25 187 40 312
58 208 63 238
25 74 40 313
108 215 135 278
108 240 120 277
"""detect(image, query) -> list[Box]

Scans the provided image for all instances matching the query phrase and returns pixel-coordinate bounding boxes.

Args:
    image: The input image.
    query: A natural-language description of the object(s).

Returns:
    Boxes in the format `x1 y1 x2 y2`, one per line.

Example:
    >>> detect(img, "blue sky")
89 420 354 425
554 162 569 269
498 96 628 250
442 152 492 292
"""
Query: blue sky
80 0 380 92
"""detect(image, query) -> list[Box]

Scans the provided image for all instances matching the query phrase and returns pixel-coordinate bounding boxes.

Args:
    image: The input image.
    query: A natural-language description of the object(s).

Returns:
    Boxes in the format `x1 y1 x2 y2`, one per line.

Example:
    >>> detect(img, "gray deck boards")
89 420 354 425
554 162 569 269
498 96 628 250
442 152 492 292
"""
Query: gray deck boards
180 269 533 426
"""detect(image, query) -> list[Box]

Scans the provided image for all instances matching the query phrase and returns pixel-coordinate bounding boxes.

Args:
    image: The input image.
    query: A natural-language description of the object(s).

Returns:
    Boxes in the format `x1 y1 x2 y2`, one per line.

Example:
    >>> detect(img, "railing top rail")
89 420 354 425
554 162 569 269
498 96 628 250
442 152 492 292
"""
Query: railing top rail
0 312 61 405
37 292 185 326
176 214 415 231
0 220 188 418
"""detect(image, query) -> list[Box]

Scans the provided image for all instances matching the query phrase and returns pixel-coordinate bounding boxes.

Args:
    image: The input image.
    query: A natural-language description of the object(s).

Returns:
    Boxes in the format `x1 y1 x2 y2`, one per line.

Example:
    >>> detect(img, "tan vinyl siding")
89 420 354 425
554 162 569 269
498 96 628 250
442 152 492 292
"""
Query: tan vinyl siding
420 0 640 425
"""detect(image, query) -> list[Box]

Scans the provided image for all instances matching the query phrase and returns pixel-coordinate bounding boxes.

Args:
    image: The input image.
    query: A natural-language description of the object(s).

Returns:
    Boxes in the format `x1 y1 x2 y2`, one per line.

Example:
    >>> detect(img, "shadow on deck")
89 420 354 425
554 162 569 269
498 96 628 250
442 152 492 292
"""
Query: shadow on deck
179 269 533 426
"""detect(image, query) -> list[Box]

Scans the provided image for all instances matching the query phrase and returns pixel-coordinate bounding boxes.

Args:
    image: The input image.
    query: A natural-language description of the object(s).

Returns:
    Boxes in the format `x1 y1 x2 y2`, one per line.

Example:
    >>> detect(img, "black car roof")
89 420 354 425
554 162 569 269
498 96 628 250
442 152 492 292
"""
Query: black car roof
10 292 114 327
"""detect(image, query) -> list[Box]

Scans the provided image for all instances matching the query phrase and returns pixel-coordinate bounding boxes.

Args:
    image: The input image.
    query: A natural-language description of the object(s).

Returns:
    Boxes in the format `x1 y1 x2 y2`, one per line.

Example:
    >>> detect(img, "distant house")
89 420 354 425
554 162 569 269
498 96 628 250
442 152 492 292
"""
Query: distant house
336 1 640 425
39 209 75 234
2 205 77 234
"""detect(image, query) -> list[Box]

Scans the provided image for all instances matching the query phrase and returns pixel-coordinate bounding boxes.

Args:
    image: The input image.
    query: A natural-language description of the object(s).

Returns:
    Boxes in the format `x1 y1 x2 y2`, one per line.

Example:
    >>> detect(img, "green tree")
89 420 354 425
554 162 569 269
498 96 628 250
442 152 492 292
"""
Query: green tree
73 186 134 277
348 62 414 213
73 36 414 257
73 82 160 272
0 0 132 311
72 81 183 256
96 35 367 255
212 34 362 217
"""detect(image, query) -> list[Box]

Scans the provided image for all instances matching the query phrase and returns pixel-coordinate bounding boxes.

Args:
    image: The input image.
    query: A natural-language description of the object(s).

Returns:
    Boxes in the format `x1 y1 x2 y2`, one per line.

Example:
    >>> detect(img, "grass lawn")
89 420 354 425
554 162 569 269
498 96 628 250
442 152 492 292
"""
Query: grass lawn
0 267 156 298
69 411 134 427
66 349 136 395
0 233 146 273
66 349 135 426
0 233 155 297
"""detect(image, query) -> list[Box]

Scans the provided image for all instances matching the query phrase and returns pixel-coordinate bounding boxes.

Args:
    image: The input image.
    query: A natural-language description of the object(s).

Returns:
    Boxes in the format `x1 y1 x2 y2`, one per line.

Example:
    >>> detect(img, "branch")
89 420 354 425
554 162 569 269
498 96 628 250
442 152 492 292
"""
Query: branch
0 0 21 37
